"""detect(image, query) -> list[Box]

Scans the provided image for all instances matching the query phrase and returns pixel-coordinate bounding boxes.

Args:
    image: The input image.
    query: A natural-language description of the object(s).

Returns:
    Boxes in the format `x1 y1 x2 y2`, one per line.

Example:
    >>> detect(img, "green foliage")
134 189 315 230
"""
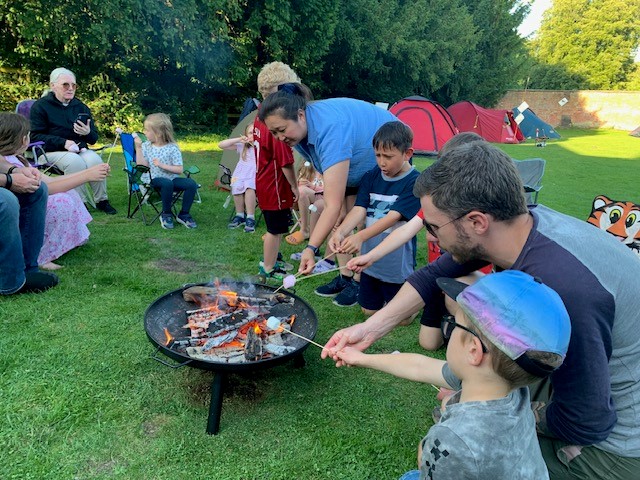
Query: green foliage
317 0 478 101
1 0 546 128
530 0 640 90
432 0 530 106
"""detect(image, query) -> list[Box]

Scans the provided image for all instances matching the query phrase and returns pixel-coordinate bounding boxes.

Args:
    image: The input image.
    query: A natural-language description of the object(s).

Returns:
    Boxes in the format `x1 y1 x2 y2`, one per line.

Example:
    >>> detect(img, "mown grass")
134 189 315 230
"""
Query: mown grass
0 128 638 479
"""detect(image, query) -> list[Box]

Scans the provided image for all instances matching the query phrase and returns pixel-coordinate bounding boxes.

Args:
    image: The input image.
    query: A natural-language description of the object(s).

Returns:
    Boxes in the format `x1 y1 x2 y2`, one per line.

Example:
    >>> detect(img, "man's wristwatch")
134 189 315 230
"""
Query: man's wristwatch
3 173 13 190
305 244 319 256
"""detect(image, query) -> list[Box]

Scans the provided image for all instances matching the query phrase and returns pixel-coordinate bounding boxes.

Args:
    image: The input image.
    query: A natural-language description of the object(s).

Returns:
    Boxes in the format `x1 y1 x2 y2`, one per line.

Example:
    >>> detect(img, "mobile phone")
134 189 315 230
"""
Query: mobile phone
76 113 91 124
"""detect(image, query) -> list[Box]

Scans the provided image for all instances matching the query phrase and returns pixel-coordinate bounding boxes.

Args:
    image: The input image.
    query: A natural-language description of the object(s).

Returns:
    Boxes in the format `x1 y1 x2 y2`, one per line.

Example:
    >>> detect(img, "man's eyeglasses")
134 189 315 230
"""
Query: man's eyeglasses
60 82 77 90
422 211 468 238
441 316 488 353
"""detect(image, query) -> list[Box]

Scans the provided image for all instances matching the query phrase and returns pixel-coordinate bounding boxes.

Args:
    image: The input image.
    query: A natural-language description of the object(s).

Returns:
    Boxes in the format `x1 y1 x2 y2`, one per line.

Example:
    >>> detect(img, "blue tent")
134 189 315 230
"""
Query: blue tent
512 107 561 140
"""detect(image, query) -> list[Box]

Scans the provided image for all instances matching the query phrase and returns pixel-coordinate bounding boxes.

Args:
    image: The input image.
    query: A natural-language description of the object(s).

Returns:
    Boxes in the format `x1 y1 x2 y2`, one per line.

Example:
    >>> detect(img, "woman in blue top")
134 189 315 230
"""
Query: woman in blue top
259 84 396 303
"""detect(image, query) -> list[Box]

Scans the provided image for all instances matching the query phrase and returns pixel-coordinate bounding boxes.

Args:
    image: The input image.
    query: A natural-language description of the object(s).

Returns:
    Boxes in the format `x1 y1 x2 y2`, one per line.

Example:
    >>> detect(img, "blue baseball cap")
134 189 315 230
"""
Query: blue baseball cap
437 271 571 378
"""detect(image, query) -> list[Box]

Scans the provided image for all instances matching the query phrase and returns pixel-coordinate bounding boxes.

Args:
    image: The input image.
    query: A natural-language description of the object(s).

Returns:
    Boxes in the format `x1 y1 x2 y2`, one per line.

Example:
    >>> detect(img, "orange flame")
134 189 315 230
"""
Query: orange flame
163 328 173 346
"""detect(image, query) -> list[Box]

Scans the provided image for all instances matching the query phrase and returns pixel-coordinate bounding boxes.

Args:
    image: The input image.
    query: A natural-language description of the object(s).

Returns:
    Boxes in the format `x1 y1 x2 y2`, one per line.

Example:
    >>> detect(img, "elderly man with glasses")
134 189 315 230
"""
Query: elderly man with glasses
29 67 116 214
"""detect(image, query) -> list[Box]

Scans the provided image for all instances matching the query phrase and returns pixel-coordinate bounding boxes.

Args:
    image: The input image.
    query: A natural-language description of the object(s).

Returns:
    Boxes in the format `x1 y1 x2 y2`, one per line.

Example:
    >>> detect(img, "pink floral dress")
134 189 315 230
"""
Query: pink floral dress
5 155 93 265
38 189 92 265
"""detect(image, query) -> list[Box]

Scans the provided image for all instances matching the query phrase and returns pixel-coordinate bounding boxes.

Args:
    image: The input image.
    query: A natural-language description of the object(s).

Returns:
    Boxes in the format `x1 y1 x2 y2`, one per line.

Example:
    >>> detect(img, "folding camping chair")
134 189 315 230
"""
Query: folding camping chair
121 133 201 225
514 158 546 204
15 99 61 173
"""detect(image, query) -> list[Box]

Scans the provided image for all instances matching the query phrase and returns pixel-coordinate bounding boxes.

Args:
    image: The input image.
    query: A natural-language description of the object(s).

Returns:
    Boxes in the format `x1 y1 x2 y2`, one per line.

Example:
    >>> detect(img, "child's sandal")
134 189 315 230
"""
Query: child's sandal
285 230 308 245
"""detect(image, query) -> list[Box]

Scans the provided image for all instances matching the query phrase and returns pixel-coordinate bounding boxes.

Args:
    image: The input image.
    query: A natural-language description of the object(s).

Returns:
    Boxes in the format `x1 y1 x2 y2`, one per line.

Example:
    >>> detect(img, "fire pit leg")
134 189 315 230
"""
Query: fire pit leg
292 352 306 369
206 373 226 435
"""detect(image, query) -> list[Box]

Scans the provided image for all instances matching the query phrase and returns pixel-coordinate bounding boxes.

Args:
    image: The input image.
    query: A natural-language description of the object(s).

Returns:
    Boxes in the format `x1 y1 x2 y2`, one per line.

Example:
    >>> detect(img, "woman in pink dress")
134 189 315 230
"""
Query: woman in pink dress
0 112 110 269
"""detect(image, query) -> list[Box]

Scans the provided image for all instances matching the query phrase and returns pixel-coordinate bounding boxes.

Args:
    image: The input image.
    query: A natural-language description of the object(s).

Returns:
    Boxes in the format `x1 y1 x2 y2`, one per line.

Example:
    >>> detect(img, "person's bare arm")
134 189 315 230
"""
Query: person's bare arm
322 282 425 365
132 134 149 167
299 161 349 274
336 348 448 386
339 211 402 254
348 215 423 272
329 206 366 253
0 157 41 193
217 137 246 150
43 163 110 194
282 164 299 202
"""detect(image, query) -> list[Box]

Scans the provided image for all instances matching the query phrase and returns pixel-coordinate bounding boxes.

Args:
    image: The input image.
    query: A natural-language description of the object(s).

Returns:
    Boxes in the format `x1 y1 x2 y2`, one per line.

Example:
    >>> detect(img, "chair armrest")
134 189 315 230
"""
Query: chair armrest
184 165 200 176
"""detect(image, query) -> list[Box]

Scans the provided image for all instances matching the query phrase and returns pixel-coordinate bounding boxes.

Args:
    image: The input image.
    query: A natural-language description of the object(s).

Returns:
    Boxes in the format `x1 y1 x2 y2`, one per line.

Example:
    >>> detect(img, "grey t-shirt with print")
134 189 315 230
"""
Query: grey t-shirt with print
419 364 549 480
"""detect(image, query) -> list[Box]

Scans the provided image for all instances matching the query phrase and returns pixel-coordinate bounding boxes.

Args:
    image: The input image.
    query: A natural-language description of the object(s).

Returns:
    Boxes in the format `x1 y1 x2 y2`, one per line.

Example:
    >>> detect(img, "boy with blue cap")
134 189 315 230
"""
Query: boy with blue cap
336 270 571 479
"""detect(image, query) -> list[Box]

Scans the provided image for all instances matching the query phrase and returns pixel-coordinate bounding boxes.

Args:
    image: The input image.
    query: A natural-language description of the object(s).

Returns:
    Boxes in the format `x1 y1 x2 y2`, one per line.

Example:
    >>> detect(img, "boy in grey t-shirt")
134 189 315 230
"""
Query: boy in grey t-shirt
335 271 571 480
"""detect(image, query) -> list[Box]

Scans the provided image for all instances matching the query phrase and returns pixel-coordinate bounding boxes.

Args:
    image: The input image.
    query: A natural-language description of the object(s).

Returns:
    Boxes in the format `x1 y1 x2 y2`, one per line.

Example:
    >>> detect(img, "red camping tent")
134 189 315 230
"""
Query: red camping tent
389 96 458 155
447 101 524 144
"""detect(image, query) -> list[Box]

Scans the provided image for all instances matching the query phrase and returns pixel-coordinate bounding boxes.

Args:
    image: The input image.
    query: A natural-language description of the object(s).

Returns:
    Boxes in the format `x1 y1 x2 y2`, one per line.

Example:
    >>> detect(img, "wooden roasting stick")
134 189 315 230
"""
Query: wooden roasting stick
272 263 349 295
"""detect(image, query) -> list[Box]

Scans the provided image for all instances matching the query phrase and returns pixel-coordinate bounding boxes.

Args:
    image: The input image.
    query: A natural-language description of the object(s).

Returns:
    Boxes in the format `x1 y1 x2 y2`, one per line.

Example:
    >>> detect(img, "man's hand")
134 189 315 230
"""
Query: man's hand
8 172 41 193
73 119 91 136
321 322 380 367
65 140 80 152
14 166 42 181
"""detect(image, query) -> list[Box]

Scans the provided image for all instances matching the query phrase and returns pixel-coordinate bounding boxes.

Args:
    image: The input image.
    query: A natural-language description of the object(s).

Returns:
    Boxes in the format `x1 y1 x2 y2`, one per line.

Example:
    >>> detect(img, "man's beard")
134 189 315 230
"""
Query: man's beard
447 226 488 264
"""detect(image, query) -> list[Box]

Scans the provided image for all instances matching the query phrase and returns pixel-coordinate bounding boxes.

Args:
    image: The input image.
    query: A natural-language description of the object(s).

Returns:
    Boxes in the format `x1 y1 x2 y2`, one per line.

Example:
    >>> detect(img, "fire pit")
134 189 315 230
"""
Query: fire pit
144 281 318 434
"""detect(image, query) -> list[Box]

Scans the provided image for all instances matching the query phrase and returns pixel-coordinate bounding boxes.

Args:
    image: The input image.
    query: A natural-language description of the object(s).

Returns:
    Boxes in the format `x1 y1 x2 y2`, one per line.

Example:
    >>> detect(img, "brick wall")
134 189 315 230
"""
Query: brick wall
495 90 640 130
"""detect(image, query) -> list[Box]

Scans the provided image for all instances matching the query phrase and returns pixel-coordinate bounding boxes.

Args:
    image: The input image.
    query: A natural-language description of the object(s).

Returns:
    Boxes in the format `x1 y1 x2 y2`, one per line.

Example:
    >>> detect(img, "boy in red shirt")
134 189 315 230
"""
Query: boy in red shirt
253 62 301 280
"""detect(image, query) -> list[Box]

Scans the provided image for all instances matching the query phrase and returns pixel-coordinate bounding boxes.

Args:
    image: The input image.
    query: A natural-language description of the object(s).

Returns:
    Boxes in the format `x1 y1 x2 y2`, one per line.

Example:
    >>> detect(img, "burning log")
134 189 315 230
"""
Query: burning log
202 331 238 350
182 285 294 306
244 328 263 361
186 345 245 363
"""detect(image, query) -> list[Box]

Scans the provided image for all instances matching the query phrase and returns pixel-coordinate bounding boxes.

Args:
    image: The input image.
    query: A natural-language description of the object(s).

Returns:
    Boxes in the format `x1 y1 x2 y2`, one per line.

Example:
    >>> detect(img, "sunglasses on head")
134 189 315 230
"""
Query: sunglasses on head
422 211 468 238
441 315 488 353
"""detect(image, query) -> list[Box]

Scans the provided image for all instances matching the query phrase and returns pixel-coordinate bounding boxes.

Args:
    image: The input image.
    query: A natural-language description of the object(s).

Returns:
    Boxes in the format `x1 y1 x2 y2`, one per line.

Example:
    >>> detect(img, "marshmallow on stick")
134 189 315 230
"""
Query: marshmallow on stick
266 316 326 350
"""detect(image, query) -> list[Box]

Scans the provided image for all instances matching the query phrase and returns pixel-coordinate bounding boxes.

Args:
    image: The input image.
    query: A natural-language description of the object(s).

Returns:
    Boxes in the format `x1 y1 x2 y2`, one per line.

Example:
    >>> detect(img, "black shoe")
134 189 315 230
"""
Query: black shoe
96 200 117 215
315 275 350 297
17 272 59 294
333 280 360 307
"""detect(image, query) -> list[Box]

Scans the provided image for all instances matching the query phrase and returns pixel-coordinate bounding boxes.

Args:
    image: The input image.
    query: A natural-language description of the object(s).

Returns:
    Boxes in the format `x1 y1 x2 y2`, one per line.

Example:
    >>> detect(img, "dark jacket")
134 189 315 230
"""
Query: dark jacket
30 92 98 151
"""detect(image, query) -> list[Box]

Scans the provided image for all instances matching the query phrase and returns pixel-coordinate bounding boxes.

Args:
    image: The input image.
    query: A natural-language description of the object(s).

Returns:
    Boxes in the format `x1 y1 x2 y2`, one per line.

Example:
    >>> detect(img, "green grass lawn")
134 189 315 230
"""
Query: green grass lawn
1 129 638 479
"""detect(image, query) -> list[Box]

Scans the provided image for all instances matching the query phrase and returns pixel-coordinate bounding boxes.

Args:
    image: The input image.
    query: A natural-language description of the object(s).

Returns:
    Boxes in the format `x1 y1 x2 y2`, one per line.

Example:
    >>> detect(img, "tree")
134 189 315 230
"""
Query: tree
531 0 640 89
318 0 477 102
432 0 530 106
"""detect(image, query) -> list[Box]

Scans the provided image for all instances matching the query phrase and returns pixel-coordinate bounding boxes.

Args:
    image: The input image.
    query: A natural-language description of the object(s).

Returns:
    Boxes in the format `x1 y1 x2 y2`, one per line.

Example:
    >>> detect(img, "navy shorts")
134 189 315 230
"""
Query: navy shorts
358 271 403 311
263 209 292 235
344 185 359 197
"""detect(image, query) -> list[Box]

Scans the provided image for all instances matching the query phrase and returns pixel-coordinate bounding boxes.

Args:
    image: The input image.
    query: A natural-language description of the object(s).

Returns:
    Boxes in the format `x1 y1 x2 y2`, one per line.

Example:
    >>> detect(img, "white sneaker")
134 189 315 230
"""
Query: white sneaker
313 260 335 273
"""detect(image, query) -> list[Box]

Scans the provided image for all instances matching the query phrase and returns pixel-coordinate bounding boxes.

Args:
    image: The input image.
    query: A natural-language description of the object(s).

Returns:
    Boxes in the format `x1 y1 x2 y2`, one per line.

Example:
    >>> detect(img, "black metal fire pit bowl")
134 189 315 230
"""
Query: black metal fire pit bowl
144 281 318 434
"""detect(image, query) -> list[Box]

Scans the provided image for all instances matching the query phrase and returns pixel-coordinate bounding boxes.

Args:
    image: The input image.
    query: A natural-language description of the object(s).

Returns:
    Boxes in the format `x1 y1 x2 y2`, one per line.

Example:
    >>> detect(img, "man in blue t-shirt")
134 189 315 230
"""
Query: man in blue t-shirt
328 121 420 314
